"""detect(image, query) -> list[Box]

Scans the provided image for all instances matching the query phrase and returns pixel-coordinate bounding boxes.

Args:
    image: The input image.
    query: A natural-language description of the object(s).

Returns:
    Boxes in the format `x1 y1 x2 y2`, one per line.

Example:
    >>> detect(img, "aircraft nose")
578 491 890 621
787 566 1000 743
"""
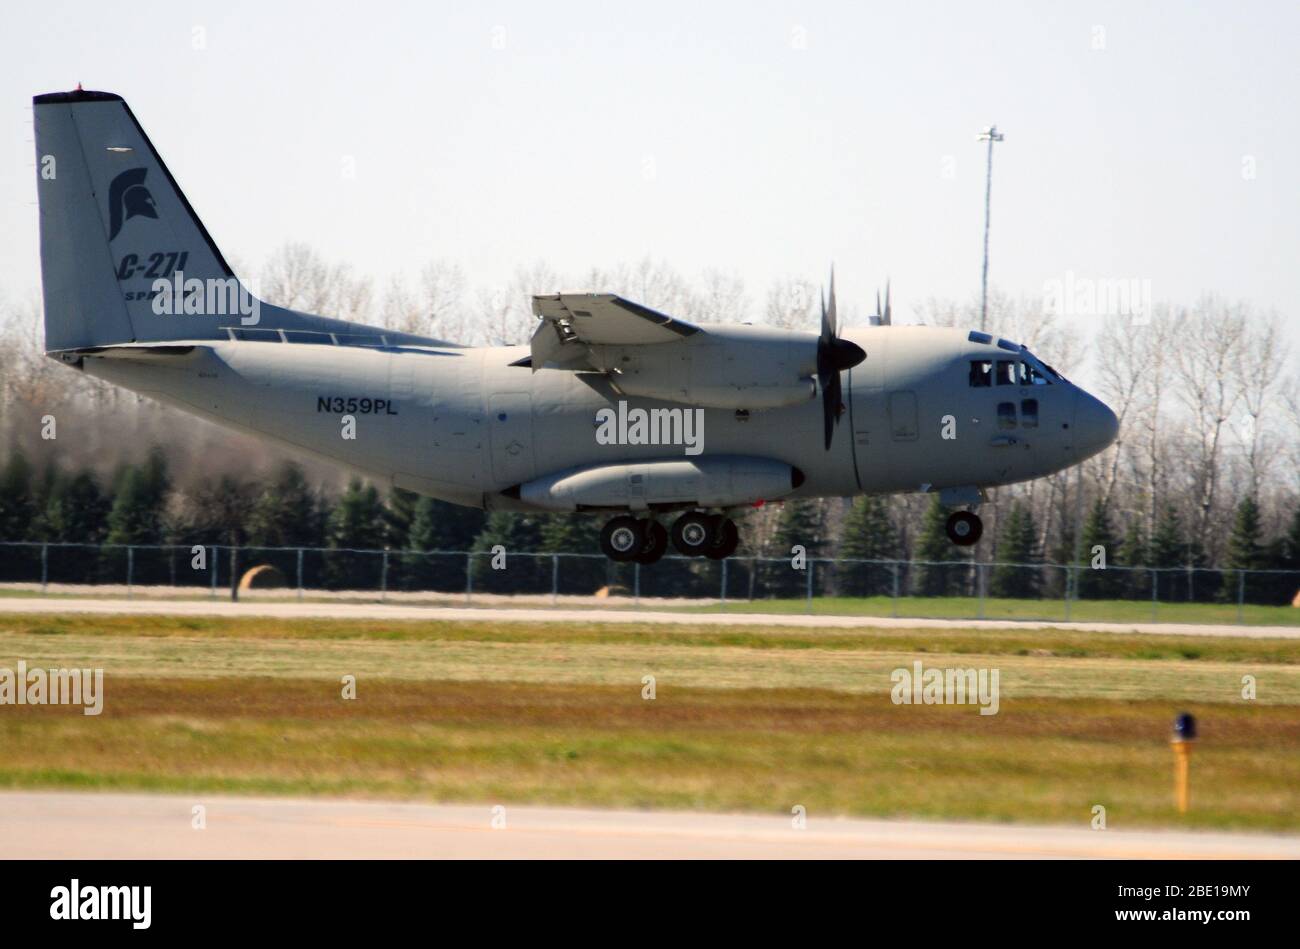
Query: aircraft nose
1072 387 1119 459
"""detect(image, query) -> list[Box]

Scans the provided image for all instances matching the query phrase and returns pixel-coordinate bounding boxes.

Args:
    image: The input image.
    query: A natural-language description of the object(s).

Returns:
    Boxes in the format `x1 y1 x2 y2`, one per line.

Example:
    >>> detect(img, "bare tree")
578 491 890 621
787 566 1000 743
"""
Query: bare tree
1231 311 1287 498
260 242 374 322
1171 295 1248 560
764 278 818 331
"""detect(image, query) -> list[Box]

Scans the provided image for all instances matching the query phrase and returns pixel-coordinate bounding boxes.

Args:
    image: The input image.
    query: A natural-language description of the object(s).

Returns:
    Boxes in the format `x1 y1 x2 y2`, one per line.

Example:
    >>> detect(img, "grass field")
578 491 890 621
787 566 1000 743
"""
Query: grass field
5 584 1300 626
1 613 1297 830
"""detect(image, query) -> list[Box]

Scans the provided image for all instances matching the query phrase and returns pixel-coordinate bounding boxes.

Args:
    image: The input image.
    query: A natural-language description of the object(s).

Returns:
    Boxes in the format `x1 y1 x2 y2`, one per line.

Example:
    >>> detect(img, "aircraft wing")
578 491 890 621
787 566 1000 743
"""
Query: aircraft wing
528 293 701 371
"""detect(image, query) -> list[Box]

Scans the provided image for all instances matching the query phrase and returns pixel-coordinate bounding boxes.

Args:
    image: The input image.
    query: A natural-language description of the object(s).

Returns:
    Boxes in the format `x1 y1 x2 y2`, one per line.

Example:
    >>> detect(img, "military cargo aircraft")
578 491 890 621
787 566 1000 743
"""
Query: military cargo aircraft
32 90 1119 563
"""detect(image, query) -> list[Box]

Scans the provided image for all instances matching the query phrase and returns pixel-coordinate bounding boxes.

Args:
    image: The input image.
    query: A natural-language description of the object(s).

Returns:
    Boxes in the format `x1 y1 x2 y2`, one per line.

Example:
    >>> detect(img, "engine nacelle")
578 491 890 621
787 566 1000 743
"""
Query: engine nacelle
592 325 821 411
517 455 803 512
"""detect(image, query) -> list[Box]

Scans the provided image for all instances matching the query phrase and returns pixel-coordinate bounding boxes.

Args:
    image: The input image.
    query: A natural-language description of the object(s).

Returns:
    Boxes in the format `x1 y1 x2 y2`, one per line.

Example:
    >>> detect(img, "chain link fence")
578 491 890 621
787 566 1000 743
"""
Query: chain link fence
1 541 1298 625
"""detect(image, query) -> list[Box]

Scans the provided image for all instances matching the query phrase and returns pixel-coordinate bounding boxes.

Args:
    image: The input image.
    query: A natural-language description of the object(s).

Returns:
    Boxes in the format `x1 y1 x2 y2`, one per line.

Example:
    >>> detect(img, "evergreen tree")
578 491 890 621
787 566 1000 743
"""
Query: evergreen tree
246 462 322 548
1114 518 1149 598
990 502 1040 598
323 478 387 589
43 468 111 582
470 510 550 593
538 513 606 594
0 452 38 580
766 499 826 597
103 448 172 584
1076 499 1122 599
1148 505 1186 601
912 496 964 597
1281 507 1300 572
1222 495 1265 603
404 495 488 591
0 452 36 541
837 496 901 597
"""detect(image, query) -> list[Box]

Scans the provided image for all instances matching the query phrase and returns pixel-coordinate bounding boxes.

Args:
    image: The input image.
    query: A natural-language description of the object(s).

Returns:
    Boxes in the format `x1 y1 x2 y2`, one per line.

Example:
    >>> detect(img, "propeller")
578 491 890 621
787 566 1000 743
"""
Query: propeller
817 269 867 450
873 280 892 325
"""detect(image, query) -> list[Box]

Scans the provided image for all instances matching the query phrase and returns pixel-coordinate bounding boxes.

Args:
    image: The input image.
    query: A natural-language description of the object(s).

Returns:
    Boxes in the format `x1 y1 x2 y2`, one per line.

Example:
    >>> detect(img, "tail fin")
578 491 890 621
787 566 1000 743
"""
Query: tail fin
34 90 253 351
33 90 443 353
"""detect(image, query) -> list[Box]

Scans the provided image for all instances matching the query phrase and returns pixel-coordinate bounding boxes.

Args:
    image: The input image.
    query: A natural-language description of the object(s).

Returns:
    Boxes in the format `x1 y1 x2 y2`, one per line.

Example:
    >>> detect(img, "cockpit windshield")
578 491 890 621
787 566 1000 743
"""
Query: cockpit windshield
966 330 1067 386
1021 348 1065 384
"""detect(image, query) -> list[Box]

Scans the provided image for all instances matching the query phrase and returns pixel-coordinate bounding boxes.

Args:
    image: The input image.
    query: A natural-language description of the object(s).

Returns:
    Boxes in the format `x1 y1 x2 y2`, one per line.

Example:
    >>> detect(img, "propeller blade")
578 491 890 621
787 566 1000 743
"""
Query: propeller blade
822 371 841 450
814 265 865 451
827 267 838 338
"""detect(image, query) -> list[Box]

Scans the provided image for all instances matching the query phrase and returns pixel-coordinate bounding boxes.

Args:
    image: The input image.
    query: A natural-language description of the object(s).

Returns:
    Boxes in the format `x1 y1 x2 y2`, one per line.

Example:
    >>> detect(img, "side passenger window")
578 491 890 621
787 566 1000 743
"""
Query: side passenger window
997 401 1016 430
1021 398 1038 428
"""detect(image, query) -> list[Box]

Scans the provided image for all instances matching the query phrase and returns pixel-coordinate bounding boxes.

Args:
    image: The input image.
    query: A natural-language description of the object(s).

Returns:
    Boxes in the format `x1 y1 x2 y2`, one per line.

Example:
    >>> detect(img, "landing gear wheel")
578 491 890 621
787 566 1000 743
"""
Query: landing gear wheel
703 516 740 560
945 511 983 546
601 515 645 562
671 512 715 557
634 520 669 564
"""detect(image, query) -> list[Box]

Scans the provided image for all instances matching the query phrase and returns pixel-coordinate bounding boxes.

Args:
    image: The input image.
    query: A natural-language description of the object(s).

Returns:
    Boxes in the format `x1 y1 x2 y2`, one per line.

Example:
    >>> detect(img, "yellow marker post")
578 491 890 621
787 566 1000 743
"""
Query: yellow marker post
1170 712 1197 814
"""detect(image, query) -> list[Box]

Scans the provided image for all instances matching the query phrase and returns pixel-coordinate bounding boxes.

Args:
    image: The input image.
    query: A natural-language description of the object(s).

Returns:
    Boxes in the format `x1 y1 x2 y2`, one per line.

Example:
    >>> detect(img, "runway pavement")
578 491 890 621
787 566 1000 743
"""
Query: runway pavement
1 595 1297 638
3 791 1297 859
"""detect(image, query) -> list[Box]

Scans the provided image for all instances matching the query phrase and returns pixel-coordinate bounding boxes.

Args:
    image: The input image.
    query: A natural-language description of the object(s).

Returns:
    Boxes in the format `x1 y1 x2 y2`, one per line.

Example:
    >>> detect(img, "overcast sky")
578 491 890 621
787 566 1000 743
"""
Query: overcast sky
2 1 1296 349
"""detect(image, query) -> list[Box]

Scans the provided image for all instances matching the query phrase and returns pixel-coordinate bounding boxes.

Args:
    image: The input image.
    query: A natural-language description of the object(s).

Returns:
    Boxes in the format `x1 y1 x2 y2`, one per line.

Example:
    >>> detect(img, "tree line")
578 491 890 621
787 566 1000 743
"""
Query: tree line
1 245 1298 602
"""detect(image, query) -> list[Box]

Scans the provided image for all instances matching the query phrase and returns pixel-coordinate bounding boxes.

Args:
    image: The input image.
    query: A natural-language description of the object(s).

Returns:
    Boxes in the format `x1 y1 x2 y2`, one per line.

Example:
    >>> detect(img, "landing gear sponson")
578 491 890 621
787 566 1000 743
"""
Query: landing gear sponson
600 511 739 563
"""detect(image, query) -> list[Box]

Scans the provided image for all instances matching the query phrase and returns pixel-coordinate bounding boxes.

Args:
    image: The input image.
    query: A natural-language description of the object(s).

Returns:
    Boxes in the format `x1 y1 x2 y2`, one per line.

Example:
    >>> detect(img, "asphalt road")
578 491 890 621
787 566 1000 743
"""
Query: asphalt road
1 596 1297 638
3 792 1296 859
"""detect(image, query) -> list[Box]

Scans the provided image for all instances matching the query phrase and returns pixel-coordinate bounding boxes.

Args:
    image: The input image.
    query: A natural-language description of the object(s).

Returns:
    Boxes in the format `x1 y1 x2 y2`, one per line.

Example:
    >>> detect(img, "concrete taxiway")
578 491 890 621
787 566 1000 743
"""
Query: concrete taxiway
0 596 1297 638
2 791 1296 859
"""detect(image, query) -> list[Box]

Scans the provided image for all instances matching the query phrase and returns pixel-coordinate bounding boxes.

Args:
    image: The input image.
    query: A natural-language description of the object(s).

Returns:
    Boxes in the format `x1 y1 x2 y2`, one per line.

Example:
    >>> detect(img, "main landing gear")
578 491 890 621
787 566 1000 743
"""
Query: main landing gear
945 510 983 546
599 511 740 563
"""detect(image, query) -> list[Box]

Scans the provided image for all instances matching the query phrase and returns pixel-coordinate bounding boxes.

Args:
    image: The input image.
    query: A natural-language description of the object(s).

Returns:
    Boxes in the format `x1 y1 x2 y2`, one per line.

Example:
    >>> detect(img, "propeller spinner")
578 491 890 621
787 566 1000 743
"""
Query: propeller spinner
816 270 867 450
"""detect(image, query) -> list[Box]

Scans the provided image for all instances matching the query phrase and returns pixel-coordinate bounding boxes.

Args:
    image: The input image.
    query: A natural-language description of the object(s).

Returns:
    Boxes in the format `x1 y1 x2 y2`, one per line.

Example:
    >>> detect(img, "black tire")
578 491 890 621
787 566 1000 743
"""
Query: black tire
635 520 669 564
671 512 714 557
703 517 740 560
945 511 983 546
601 515 645 562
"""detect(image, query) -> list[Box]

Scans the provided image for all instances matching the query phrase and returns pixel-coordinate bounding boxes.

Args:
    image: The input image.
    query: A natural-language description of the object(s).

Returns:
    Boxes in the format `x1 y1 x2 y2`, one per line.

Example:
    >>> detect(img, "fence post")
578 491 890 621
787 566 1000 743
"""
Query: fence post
464 552 473 604
40 543 48 595
719 558 727 610
380 548 389 603
229 546 239 602
805 559 814 614
634 561 641 606
210 546 218 599
976 562 985 620
126 546 134 599
891 561 900 618
1151 568 1158 623
1236 570 1245 626
1063 565 1072 622
296 548 304 601
551 554 559 605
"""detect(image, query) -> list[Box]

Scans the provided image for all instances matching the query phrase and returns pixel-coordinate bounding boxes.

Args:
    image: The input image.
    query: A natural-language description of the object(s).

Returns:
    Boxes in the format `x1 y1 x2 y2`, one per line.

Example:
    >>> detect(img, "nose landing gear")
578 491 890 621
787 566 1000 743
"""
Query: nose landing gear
945 510 983 546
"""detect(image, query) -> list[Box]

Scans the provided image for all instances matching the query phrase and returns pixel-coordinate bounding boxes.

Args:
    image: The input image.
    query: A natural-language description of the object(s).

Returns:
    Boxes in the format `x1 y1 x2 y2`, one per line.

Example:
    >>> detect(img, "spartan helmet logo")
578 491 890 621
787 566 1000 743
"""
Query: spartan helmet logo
107 167 158 240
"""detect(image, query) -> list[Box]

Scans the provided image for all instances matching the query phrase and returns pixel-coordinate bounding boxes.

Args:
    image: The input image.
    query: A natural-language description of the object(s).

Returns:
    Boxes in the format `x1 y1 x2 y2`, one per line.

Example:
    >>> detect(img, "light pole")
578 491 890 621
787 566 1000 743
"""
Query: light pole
976 124 1004 331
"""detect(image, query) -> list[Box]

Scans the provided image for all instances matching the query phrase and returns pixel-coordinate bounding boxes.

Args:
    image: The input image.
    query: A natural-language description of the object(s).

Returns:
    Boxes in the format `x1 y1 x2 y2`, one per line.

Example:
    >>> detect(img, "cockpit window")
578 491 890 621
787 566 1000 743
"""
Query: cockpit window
996 359 1016 385
969 360 992 387
1020 349 1059 385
